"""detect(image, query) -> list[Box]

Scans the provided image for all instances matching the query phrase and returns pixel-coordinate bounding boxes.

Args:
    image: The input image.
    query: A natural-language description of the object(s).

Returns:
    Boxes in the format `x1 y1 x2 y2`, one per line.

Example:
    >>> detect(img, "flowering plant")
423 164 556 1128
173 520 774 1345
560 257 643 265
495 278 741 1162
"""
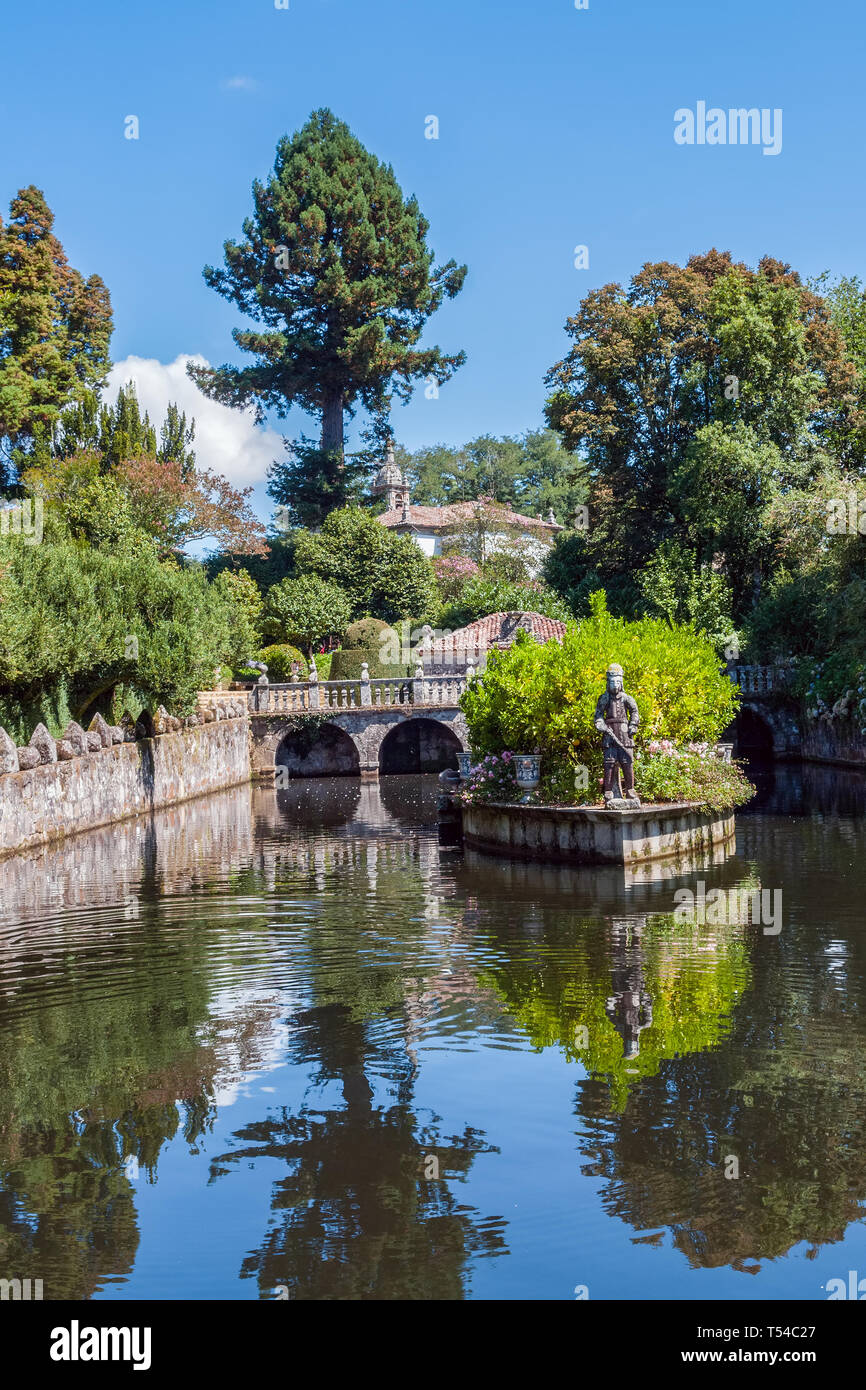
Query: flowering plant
458 751 520 804
635 744 753 811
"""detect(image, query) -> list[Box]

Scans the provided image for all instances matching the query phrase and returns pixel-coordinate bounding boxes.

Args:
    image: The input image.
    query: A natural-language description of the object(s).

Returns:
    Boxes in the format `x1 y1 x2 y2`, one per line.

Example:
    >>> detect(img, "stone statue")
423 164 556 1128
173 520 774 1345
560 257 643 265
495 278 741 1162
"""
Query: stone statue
594 663 641 808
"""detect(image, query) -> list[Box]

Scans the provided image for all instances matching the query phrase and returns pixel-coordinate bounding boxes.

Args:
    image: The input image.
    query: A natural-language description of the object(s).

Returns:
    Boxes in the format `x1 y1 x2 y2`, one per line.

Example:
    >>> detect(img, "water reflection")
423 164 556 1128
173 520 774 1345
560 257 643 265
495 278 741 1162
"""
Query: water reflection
0 770 865 1297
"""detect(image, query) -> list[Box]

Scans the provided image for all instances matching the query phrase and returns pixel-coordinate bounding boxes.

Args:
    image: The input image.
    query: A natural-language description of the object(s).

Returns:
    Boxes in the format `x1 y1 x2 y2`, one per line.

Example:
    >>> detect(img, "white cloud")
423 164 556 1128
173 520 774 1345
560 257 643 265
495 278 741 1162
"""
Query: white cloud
105 355 284 489
222 75 258 91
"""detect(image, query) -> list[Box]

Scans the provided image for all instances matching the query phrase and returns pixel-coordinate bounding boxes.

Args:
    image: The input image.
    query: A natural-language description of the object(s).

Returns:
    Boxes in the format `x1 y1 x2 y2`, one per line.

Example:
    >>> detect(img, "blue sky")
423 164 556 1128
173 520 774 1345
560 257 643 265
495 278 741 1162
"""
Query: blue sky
2 0 864 517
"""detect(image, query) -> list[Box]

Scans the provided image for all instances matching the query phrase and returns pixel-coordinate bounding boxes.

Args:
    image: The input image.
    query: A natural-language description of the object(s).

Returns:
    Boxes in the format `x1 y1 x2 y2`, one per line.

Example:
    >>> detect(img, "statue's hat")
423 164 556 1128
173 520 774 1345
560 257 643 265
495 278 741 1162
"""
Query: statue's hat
606 663 624 677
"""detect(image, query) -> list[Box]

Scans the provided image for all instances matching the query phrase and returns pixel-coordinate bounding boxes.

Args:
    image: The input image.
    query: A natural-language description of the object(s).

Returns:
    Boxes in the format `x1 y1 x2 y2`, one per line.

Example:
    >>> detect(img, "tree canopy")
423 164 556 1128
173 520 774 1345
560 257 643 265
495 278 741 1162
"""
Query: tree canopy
191 109 467 526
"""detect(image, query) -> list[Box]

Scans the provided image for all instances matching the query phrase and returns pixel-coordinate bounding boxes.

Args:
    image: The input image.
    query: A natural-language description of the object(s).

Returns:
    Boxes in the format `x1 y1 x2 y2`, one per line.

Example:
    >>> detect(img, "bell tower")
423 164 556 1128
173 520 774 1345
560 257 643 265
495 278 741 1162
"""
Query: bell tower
370 445 409 512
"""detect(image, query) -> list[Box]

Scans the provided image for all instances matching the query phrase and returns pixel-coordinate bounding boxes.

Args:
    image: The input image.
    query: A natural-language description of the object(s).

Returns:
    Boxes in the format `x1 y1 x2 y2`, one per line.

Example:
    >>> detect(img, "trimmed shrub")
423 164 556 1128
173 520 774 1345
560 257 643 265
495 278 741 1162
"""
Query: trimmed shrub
342 617 391 649
329 618 410 681
260 643 308 681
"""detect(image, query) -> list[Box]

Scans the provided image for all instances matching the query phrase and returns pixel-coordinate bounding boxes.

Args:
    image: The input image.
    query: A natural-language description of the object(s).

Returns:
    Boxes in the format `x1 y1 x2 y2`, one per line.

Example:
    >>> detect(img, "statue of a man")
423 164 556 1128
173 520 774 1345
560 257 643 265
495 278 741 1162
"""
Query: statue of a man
594 663 641 806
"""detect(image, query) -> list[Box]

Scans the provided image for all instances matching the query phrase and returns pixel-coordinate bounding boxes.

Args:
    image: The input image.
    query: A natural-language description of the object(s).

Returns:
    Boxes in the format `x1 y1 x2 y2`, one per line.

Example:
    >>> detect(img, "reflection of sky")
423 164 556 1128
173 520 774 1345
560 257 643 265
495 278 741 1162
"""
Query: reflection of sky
6 774 866 1301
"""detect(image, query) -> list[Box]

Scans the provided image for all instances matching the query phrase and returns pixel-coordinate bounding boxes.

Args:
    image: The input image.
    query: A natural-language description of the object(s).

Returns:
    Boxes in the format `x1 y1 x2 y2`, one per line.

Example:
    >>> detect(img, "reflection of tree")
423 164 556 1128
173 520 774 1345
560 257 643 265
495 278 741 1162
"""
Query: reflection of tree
0 837 227 1297
210 834 508 1299
210 1003 504 1299
0 930 219 1297
475 860 866 1271
481 913 750 1111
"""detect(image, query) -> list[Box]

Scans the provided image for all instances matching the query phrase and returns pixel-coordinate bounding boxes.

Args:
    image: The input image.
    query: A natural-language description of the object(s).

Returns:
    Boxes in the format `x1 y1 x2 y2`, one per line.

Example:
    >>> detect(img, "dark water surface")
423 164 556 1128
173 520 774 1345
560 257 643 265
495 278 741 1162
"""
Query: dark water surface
1 765 866 1301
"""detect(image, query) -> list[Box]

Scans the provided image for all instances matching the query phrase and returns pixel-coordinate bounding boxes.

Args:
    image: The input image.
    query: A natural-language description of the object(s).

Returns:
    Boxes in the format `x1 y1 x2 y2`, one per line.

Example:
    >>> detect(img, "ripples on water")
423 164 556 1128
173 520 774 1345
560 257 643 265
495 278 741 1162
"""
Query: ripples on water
1 764 866 1300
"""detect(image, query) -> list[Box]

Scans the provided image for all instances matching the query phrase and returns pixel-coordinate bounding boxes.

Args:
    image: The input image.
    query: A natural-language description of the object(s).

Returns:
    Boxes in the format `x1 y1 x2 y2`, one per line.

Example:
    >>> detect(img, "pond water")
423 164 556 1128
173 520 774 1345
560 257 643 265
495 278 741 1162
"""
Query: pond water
1 764 865 1301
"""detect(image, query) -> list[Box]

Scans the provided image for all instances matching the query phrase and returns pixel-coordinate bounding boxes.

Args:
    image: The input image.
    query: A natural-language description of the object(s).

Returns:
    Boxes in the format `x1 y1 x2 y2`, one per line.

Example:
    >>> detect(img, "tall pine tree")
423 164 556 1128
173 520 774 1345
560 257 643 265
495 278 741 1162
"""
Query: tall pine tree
189 109 467 526
0 186 112 489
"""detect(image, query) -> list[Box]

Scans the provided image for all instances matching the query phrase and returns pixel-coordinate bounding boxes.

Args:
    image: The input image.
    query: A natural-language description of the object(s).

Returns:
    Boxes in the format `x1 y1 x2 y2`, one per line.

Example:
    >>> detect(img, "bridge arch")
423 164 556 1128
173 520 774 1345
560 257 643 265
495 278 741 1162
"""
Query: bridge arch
275 722 360 779
378 716 463 775
735 705 775 757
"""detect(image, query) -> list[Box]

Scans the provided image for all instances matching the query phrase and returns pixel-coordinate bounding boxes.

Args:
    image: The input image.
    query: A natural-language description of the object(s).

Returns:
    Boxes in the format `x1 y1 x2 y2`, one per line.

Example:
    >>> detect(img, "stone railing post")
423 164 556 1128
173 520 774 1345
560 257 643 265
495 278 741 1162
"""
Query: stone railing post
256 674 269 712
412 660 425 705
308 660 320 710
360 662 371 707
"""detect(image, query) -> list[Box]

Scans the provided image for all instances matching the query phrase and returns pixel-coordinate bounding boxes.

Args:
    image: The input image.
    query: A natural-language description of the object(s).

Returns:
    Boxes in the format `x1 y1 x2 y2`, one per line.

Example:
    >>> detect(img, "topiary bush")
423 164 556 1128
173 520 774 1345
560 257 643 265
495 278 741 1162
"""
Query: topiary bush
328 618 410 681
342 618 392 649
259 643 309 681
461 590 740 792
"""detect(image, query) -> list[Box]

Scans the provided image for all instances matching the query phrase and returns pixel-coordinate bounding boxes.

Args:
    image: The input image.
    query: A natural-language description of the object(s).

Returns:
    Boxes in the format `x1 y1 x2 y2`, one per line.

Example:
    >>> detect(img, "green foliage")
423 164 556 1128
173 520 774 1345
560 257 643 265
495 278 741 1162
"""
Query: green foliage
293 506 437 624
0 186 113 487
343 617 392 648
328 620 410 681
480 914 751 1112
542 528 642 619
438 573 572 630
259 643 308 681
637 539 735 653
635 748 754 812
212 567 263 668
312 650 334 679
0 529 245 730
263 573 351 655
543 250 864 611
399 428 588 523
190 108 466 525
461 591 738 783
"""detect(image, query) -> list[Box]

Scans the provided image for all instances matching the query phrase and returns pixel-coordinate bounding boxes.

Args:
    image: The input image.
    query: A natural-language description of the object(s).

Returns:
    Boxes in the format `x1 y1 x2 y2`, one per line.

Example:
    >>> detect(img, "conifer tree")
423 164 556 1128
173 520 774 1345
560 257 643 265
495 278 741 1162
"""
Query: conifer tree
189 109 467 526
0 186 112 488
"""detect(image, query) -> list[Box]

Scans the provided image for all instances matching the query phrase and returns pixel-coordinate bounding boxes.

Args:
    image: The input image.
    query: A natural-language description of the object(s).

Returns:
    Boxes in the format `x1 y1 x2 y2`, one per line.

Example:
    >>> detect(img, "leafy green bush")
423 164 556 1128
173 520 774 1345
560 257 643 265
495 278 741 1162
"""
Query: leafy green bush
461 590 739 785
439 574 572 630
342 617 392 649
263 573 351 654
0 530 243 730
635 745 754 812
259 643 308 681
292 506 438 624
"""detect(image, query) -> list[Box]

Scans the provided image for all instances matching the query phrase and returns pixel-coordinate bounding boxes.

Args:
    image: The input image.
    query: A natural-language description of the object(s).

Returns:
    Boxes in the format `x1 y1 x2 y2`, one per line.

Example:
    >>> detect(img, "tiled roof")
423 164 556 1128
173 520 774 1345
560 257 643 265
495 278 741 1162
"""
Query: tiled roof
377 501 562 532
429 611 568 652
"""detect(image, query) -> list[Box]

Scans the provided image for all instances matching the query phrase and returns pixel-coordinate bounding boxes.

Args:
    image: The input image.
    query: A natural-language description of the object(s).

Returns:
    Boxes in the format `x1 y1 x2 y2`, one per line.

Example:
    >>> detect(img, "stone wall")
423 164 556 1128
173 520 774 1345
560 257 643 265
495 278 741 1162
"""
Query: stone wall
462 800 735 867
799 717 866 768
0 703 250 858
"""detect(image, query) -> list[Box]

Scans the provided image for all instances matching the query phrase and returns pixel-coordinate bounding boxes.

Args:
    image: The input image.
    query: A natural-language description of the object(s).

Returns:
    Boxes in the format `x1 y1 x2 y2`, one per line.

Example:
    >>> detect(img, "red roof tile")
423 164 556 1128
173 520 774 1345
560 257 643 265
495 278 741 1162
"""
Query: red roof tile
429 611 568 652
377 501 562 532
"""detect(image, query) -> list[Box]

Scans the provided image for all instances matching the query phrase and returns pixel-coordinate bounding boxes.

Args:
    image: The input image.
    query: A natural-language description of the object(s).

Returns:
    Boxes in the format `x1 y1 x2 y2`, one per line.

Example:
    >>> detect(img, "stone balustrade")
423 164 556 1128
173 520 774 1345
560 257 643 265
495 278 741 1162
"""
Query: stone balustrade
249 662 476 715
729 664 794 695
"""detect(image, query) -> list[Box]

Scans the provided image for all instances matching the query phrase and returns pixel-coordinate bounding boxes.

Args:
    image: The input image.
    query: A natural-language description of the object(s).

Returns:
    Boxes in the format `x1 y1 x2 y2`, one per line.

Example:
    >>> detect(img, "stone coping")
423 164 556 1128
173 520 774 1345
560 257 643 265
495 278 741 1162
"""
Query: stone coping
462 799 735 866
474 799 717 817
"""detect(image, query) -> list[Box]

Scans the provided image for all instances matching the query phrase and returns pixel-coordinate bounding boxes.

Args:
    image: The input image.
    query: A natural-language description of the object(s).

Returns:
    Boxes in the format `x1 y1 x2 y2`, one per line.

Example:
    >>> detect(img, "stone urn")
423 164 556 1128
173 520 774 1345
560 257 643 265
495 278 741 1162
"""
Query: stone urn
514 754 542 802
456 752 474 782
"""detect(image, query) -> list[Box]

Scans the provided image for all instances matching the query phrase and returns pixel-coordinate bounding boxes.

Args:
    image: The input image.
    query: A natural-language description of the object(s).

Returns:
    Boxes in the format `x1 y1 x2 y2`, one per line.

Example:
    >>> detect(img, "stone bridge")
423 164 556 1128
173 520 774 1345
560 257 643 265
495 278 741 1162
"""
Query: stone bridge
728 665 801 757
248 669 470 779
245 660 805 780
